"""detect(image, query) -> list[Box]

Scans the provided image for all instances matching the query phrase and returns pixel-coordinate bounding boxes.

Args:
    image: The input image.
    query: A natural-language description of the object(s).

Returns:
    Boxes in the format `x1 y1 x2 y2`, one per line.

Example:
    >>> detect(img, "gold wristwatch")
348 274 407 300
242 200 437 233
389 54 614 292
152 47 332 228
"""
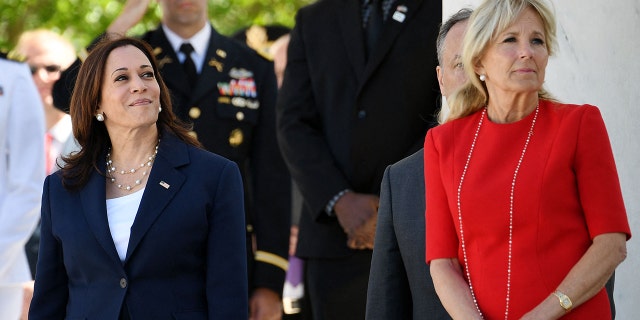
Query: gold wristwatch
553 290 573 312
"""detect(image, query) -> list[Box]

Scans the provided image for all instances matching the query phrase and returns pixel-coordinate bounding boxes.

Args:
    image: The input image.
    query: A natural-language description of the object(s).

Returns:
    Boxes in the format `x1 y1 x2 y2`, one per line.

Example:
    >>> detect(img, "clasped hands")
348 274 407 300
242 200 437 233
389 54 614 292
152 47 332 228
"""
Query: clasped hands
334 192 379 250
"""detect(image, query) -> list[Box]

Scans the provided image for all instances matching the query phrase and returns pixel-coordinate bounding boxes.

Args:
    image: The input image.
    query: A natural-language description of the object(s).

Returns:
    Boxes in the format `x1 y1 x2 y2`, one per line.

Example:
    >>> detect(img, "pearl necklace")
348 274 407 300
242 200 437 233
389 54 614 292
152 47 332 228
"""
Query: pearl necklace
456 105 539 319
106 141 159 192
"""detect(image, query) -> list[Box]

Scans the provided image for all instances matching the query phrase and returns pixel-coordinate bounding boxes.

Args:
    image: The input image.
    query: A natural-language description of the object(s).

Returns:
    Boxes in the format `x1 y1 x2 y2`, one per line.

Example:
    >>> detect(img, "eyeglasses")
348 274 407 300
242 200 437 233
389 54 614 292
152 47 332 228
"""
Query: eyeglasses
29 64 62 75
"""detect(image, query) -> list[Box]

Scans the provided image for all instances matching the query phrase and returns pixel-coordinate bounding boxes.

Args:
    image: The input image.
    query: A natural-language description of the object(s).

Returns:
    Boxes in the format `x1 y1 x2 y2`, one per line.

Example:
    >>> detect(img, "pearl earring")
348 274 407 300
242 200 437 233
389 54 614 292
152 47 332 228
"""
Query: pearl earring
479 74 486 82
96 113 105 122
159 106 162 113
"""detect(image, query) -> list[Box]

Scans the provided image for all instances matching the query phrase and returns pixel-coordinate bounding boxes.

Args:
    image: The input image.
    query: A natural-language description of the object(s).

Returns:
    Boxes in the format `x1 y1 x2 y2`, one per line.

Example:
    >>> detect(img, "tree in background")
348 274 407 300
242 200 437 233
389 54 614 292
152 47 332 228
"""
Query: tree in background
0 0 313 53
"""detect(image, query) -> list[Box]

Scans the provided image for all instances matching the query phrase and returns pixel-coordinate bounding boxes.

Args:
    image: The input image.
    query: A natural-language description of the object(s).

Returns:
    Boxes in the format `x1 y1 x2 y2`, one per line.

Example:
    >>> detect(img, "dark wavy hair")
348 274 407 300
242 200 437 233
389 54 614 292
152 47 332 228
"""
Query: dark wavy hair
61 36 200 191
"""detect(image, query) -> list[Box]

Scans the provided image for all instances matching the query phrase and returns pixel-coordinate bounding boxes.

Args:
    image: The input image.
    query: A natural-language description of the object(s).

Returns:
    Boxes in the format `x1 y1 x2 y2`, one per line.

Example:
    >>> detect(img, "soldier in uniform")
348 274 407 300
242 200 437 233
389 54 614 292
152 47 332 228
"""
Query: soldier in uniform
53 0 291 319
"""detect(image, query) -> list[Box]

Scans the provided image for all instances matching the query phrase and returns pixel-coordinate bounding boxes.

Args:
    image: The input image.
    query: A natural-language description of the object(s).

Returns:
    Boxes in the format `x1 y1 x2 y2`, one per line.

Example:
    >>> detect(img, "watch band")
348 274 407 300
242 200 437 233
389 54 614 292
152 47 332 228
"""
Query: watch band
325 189 351 216
552 290 573 312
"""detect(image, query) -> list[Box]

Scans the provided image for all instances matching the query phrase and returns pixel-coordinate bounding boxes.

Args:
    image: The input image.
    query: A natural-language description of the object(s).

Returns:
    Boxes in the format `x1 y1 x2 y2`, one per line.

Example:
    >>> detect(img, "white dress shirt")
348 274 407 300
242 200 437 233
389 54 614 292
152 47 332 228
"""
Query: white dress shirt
162 23 211 74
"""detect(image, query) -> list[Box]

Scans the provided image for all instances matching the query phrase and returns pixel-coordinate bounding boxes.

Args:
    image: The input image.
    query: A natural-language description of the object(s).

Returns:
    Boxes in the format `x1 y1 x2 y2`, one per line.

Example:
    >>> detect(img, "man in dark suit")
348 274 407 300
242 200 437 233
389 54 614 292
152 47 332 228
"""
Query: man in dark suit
276 0 441 318
66 0 291 318
365 9 472 320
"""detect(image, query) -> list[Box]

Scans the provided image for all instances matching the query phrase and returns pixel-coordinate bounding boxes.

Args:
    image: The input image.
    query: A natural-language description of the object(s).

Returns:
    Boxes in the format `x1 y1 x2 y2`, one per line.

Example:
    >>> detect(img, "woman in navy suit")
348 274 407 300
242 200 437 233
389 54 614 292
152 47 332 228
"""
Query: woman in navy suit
29 37 248 319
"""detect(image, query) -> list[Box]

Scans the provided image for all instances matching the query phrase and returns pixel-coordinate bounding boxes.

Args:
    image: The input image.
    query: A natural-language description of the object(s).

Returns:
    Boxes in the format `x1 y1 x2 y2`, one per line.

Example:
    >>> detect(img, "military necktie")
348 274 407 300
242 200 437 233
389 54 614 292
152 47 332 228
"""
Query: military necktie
179 43 198 87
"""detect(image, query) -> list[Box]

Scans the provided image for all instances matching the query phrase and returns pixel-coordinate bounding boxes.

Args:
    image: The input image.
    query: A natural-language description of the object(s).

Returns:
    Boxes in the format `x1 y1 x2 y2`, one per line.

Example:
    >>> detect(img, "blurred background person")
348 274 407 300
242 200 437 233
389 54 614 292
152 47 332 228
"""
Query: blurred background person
425 0 631 319
13 27 79 320
14 29 78 176
365 8 472 320
269 32 307 320
232 24 291 63
0 55 45 320
13 26 78 278
269 33 290 89
29 37 248 319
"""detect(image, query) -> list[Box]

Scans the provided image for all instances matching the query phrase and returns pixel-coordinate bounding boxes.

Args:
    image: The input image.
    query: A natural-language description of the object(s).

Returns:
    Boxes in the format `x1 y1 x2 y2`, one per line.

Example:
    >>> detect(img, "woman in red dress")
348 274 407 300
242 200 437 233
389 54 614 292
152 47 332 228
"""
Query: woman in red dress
424 0 631 319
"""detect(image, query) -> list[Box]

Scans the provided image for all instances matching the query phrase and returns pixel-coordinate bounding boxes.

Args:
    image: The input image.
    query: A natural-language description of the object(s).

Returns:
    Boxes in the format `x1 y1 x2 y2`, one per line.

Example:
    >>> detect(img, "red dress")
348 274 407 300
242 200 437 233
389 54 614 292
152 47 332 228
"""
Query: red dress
424 100 631 319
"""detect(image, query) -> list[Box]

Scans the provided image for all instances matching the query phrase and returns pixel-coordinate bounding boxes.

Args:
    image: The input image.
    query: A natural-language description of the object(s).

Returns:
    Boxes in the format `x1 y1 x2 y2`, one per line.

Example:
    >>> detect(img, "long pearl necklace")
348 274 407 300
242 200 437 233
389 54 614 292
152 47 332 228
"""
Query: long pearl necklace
456 105 539 319
106 140 159 192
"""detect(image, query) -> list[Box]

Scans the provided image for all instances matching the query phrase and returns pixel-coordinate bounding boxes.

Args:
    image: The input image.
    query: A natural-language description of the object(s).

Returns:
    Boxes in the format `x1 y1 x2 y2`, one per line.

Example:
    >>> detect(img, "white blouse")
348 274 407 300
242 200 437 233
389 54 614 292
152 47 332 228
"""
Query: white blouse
106 188 144 261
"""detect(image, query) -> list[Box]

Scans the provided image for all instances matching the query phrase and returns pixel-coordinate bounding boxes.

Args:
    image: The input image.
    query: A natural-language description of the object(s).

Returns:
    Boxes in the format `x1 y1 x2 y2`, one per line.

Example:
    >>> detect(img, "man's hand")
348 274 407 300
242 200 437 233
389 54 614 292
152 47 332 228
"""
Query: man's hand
347 211 377 250
249 287 283 320
334 192 379 250
107 0 153 36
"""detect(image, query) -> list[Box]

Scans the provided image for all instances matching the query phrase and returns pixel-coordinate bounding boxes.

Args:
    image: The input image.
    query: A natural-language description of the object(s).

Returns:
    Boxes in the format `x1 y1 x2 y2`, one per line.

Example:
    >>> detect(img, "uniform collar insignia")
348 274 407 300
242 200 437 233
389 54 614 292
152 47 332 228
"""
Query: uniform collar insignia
208 58 224 72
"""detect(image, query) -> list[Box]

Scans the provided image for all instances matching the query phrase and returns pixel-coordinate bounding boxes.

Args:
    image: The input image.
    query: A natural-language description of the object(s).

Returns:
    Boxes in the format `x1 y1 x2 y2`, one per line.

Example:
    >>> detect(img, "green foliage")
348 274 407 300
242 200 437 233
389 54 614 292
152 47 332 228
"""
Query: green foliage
0 0 314 54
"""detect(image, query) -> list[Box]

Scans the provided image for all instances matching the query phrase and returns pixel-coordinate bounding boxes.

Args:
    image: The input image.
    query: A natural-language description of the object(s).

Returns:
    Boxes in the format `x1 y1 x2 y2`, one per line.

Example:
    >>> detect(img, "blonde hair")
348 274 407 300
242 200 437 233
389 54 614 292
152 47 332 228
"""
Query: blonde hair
444 0 557 123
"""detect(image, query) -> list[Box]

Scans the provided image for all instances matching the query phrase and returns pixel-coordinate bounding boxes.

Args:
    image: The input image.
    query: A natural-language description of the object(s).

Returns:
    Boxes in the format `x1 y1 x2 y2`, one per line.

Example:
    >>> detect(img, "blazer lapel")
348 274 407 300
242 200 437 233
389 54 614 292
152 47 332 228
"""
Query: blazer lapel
359 0 423 93
339 0 367 83
80 162 122 265
124 134 188 262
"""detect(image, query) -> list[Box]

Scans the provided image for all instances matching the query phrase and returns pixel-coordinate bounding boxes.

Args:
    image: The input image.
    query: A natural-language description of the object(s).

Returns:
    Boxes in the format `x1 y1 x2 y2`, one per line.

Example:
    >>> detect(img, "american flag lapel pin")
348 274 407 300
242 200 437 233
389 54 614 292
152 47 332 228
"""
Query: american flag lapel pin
393 5 408 22
159 181 170 189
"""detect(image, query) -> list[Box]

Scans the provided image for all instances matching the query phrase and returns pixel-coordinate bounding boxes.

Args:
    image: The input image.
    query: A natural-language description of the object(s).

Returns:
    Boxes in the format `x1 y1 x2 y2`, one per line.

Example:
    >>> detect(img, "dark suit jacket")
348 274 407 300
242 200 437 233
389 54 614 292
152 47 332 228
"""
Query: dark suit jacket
29 133 248 320
366 149 449 319
53 25 291 294
277 0 441 258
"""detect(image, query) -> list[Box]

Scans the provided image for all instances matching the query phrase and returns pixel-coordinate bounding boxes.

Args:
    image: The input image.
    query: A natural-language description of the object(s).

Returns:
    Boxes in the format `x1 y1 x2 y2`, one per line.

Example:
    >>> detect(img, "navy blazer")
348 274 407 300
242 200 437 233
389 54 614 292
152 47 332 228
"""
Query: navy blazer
29 133 248 320
366 149 449 319
53 25 291 294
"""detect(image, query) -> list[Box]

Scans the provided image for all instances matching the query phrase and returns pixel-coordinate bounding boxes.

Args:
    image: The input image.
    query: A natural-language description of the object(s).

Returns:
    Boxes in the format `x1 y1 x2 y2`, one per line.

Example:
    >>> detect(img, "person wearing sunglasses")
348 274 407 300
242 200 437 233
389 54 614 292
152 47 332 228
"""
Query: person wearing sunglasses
13 29 79 319
29 64 62 76
14 29 78 176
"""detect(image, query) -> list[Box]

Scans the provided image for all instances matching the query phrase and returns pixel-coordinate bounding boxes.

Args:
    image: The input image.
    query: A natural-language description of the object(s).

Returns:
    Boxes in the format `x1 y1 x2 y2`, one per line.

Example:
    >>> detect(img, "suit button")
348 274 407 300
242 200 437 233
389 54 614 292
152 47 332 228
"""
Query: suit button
189 107 201 119
358 110 367 119
120 278 128 289
246 224 254 233
236 111 245 121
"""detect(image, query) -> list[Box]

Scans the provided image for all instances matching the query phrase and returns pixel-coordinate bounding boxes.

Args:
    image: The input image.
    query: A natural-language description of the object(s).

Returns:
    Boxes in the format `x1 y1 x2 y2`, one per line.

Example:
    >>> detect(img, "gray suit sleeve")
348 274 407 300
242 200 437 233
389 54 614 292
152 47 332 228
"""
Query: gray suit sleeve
366 165 413 319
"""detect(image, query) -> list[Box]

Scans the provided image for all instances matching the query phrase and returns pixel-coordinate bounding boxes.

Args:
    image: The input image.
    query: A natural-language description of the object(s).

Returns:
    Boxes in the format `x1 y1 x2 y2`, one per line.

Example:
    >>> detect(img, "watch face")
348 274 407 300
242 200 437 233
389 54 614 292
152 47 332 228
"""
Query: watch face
554 291 572 310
